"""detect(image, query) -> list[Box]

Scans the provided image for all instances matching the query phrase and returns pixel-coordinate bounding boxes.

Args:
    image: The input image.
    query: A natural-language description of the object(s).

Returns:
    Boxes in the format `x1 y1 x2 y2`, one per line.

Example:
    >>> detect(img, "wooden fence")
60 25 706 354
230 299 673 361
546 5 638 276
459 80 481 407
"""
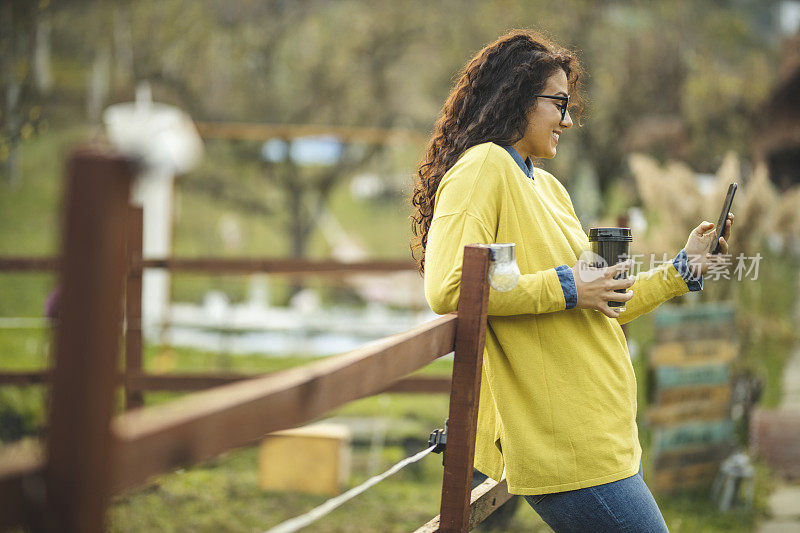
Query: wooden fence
0 149 510 532
0 219 449 406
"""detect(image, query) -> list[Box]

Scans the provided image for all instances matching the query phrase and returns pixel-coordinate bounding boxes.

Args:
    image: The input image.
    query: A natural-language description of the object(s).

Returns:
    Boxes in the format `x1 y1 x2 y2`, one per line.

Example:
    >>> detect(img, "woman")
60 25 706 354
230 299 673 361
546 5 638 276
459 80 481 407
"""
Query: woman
411 30 732 532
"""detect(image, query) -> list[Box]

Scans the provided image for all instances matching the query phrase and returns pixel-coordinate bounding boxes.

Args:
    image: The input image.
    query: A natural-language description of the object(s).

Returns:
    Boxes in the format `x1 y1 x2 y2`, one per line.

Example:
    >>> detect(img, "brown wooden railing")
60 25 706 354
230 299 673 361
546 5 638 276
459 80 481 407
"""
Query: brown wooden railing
0 150 510 532
0 227 444 405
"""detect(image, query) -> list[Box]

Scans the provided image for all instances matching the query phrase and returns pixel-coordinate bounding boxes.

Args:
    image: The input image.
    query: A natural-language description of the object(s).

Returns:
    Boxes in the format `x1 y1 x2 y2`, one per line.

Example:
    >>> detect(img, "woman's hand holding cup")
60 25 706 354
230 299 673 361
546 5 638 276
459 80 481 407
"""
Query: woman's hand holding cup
571 259 635 318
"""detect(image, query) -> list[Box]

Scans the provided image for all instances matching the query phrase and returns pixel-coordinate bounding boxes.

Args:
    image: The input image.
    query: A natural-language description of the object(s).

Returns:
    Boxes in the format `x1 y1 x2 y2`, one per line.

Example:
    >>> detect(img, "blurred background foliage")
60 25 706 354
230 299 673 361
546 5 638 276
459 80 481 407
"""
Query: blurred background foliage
0 0 782 188
0 0 791 279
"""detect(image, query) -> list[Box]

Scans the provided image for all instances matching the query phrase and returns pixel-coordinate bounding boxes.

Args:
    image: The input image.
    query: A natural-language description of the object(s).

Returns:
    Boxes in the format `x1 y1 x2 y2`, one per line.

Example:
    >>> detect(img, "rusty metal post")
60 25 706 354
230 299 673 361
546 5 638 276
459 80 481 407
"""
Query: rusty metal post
125 206 144 410
438 245 491 532
44 150 134 533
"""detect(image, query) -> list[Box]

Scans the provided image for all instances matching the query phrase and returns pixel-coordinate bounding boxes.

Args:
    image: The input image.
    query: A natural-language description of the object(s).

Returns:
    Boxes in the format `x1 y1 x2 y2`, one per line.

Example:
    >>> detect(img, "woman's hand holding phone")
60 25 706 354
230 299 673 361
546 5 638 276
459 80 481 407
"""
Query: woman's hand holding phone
683 213 734 277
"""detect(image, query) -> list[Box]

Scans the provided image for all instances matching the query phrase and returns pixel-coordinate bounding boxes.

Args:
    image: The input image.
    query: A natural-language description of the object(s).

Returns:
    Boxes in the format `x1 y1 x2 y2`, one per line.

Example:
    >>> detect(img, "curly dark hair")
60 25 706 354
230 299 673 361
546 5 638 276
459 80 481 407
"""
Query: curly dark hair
410 29 583 274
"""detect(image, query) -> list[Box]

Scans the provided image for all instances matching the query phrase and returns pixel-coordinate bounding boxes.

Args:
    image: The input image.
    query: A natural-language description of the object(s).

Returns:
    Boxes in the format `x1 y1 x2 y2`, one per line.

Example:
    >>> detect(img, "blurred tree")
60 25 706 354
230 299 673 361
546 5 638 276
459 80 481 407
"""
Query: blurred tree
255 1 421 258
17 0 782 243
164 0 424 259
574 1 779 200
0 0 49 187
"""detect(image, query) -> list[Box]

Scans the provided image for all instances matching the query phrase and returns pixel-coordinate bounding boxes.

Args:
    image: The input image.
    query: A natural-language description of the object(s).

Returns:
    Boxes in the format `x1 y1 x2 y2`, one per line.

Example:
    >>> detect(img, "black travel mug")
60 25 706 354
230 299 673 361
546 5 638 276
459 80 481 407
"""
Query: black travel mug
588 227 632 308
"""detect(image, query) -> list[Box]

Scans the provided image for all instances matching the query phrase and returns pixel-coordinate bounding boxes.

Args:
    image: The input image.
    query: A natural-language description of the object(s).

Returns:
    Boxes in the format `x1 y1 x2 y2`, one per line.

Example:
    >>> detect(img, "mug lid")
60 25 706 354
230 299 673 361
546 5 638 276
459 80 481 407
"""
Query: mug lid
485 243 515 262
588 227 633 242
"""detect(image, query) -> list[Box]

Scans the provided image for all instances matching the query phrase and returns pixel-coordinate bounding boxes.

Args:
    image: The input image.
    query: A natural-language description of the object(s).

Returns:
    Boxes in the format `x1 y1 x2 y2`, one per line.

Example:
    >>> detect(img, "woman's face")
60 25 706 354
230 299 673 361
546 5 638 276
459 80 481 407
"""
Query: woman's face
512 69 573 160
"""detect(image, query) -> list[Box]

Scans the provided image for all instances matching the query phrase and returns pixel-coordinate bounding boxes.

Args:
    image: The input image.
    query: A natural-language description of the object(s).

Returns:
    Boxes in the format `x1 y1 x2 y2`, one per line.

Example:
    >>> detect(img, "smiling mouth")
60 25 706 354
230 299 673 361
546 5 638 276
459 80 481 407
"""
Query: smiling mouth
552 131 560 143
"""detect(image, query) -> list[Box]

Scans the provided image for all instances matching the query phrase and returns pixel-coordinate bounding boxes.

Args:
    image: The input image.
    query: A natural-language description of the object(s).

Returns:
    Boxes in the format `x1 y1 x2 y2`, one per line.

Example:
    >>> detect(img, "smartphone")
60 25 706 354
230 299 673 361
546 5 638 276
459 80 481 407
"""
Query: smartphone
711 183 737 254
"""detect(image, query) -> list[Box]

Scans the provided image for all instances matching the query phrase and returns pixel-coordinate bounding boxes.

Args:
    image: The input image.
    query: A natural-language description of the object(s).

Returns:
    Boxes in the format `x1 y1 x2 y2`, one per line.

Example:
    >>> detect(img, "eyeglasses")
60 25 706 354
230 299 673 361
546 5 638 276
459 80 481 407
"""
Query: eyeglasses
534 94 570 121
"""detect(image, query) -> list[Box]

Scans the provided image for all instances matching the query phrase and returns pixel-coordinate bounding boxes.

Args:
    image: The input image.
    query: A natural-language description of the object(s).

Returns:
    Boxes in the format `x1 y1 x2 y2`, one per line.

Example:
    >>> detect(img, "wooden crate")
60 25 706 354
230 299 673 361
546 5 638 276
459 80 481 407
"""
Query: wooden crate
647 305 738 493
653 420 734 453
650 461 721 492
649 340 738 367
654 305 735 328
655 384 732 406
647 400 731 426
654 305 735 344
654 363 730 389
652 444 732 470
258 423 351 496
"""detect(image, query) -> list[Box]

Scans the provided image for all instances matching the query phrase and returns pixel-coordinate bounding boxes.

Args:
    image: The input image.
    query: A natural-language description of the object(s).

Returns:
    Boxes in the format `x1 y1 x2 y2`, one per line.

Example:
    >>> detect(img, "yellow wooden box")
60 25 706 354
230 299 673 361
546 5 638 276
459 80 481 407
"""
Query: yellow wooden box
258 423 351 496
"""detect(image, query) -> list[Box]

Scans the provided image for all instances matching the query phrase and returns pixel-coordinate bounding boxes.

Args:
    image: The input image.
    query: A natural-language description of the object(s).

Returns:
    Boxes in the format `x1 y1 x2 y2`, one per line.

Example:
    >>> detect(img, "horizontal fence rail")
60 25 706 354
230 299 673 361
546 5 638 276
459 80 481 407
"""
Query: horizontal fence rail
0 370 450 393
109 314 458 493
194 121 428 145
0 328 457 527
0 256 417 275
0 257 59 272
0 371 52 385
126 372 451 394
0 371 451 394
0 443 43 530
416 478 513 533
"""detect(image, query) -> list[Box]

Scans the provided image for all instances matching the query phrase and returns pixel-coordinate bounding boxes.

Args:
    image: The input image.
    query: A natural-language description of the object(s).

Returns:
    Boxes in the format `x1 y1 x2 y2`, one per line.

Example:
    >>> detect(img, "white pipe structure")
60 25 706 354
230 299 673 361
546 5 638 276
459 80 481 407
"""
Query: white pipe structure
103 81 204 339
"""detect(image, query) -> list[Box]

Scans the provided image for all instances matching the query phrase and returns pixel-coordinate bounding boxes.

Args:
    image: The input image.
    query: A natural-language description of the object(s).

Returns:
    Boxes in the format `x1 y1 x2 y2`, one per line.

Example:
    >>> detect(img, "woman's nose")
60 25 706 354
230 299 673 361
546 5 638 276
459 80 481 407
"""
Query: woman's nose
561 109 574 128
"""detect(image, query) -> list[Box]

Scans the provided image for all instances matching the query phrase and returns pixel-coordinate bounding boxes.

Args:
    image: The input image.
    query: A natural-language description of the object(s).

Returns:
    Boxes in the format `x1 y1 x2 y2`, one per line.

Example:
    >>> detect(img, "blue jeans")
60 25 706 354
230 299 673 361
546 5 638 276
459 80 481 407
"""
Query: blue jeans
521 464 669 532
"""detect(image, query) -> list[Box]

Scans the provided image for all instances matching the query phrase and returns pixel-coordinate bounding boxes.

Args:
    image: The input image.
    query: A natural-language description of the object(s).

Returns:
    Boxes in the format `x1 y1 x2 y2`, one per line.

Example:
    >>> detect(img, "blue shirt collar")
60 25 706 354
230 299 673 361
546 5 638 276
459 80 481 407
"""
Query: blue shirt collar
501 145 534 180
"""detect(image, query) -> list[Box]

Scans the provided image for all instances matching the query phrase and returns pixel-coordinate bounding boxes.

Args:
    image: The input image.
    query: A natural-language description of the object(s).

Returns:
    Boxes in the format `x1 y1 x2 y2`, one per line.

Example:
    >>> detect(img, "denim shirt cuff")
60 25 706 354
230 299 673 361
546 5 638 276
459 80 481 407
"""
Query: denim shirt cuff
673 249 703 291
555 265 578 309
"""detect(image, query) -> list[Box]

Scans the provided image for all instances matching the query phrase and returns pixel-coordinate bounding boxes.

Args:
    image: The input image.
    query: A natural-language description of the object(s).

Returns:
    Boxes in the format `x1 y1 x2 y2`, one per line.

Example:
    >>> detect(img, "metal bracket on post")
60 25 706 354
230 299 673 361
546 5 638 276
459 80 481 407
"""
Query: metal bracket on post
428 419 448 460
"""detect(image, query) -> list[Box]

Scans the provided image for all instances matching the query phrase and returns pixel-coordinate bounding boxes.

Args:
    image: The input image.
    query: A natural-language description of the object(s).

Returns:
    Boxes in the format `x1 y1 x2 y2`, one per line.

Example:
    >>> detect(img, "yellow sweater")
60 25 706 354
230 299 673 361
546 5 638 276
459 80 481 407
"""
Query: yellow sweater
424 142 690 495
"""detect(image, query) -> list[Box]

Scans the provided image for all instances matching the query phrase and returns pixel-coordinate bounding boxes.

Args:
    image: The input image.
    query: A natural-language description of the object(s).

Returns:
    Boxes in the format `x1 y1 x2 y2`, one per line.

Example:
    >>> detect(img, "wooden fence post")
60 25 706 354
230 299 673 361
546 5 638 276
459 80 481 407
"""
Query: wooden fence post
125 206 144 410
438 245 491 532
44 150 134 533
